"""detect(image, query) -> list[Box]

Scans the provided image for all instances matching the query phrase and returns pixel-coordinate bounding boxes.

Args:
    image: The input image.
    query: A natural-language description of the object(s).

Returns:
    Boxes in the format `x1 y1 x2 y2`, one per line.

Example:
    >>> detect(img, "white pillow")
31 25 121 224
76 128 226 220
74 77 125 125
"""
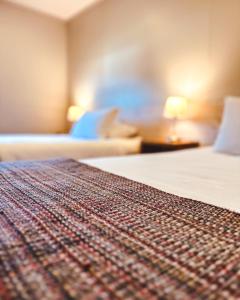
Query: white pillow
70 108 118 139
107 122 138 138
214 96 240 155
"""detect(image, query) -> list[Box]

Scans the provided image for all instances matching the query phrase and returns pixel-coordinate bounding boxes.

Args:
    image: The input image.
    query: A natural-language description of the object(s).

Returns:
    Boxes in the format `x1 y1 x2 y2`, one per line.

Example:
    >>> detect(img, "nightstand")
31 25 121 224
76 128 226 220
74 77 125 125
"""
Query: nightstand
141 139 200 154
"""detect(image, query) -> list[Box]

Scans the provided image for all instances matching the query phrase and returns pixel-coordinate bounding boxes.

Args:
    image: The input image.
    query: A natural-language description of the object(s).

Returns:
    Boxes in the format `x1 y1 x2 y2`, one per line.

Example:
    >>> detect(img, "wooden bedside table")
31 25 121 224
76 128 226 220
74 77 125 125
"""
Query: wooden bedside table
141 139 200 154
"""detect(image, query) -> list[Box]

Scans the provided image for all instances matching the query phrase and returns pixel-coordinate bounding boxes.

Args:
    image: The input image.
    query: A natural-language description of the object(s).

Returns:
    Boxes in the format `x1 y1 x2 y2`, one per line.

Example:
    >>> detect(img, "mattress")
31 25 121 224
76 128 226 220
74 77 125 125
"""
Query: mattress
83 147 240 213
0 134 141 161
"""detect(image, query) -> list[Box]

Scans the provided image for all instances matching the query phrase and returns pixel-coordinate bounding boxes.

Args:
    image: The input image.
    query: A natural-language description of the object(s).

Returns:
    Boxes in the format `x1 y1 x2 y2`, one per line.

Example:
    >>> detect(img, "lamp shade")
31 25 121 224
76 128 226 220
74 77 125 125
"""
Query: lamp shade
67 105 85 122
164 96 188 119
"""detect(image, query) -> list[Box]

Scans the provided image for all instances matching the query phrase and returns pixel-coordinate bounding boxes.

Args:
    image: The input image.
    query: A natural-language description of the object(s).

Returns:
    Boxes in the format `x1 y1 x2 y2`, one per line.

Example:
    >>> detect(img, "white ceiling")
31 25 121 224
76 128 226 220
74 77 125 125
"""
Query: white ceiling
6 0 102 20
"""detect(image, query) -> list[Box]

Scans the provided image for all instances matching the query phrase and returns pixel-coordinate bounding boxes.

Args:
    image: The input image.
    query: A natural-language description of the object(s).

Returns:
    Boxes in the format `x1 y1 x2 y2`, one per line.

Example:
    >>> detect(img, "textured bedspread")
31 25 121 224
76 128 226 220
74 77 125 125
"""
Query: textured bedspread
0 158 239 300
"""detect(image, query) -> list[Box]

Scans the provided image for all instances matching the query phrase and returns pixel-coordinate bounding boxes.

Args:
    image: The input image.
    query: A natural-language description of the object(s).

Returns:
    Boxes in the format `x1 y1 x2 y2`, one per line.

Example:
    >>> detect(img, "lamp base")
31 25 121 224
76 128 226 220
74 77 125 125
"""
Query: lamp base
165 135 182 144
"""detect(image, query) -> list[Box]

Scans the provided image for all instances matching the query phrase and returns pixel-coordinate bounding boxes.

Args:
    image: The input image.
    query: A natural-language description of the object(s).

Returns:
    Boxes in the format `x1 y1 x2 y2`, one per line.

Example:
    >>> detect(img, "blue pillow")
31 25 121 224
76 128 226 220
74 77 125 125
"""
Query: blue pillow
70 108 118 139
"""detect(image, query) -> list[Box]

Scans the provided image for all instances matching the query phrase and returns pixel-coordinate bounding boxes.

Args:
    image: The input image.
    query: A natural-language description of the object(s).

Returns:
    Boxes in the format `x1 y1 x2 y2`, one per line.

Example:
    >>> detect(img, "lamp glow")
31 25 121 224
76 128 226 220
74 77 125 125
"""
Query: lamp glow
164 96 188 143
67 105 85 122
164 96 188 120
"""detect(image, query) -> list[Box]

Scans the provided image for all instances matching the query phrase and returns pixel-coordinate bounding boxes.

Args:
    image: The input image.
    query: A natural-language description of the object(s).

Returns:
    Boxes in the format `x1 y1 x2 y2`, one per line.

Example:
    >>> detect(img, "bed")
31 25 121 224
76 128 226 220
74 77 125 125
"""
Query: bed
83 147 240 212
0 147 239 299
0 134 141 162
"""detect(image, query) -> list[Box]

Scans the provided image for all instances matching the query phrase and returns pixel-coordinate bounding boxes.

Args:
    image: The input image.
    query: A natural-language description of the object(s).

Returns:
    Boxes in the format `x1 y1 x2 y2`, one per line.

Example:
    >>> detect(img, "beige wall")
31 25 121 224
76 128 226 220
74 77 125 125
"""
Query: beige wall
68 0 240 138
0 2 68 133
2 0 240 136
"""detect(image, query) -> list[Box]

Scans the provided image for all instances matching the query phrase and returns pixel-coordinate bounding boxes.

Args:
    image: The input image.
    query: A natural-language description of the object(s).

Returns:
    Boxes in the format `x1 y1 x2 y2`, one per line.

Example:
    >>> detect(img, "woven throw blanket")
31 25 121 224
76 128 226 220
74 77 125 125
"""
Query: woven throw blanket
0 158 239 300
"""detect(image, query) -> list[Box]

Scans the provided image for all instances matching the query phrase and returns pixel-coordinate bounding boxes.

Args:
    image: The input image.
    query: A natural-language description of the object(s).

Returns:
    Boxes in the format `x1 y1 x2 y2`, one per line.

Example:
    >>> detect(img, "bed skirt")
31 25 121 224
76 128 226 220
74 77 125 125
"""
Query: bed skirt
0 158 239 300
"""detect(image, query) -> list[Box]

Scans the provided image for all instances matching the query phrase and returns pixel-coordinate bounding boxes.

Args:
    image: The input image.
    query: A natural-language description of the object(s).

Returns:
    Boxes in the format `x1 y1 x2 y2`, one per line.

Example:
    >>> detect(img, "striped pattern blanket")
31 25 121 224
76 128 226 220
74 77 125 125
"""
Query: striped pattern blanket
0 158 239 300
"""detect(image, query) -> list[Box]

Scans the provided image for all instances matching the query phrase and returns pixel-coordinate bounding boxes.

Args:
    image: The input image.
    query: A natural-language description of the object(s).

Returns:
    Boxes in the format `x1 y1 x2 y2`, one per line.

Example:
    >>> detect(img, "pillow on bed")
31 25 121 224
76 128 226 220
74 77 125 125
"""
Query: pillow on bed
107 122 138 138
70 108 119 139
214 96 240 155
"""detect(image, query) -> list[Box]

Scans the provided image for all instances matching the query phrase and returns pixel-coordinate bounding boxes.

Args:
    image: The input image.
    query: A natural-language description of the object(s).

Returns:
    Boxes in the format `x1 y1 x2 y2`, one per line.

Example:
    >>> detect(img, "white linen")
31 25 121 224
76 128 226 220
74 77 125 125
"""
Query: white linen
214 96 240 155
107 122 138 138
0 134 141 162
82 147 240 213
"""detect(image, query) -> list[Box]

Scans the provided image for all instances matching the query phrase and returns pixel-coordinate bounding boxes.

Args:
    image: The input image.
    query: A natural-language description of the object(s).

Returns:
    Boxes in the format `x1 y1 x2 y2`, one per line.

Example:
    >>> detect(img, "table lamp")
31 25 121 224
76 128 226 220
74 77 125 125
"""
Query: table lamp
164 96 188 143
67 105 85 123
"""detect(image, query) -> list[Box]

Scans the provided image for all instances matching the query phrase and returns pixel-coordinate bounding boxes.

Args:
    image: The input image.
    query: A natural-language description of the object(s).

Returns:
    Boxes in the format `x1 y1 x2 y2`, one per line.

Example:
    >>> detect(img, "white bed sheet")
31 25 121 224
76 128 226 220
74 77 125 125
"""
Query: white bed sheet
82 147 240 213
0 134 141 162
